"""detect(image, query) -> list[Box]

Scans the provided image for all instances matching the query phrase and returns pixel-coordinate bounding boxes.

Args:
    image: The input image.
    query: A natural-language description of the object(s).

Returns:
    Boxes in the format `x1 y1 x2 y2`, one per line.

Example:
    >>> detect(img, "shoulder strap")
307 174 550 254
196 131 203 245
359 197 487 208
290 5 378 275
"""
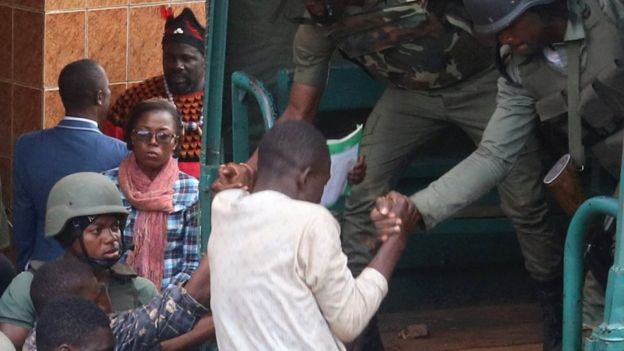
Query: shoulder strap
567 40 584 168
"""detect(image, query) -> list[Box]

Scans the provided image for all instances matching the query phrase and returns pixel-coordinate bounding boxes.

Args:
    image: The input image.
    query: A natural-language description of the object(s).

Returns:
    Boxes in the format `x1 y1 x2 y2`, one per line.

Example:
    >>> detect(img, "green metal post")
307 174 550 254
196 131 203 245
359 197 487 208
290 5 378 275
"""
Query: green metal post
584 183 624 350
563 197 618 350
231 71 276 162
199 0 229 252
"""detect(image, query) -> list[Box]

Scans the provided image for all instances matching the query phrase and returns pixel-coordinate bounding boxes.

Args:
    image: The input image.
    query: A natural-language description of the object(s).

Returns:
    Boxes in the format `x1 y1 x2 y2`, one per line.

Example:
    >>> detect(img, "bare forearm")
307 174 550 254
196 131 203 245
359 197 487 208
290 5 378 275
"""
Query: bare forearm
368 235 408 281
280 82 323 123
184 257 210 307
245 82 324 168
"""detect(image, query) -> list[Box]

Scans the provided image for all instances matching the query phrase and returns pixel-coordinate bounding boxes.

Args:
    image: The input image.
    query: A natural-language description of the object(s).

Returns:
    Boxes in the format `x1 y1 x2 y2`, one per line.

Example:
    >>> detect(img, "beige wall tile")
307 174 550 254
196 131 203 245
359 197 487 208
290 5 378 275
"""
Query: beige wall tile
44 11 86 87
0 157 11 208
0 82 12 158
45 0 86 11
43 89 63 128
109 82 127 105
16 0 44 11
128 5 163 81
88 8 127 83
0 6 12 80
86 0 127 8
171 2 206 26
13 9 44 86
130 0 168 4
13 86 42 141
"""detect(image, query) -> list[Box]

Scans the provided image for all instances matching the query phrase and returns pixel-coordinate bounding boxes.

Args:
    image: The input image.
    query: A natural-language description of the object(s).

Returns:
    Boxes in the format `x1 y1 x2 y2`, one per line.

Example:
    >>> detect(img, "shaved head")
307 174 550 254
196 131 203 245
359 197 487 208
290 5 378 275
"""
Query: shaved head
58 59 108 112
257 121 329 177
256 121 330 203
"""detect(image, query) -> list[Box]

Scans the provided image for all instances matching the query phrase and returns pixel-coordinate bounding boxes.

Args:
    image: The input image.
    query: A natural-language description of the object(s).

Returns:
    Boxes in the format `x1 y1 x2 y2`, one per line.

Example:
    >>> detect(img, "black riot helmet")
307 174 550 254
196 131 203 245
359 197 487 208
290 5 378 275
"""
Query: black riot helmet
464 0 556 35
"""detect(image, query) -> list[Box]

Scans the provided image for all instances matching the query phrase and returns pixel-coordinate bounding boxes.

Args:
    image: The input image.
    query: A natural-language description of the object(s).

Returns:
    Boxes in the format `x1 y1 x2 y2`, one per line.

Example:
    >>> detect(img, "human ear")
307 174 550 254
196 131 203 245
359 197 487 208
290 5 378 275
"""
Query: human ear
95 89 104 106
297 167 312 189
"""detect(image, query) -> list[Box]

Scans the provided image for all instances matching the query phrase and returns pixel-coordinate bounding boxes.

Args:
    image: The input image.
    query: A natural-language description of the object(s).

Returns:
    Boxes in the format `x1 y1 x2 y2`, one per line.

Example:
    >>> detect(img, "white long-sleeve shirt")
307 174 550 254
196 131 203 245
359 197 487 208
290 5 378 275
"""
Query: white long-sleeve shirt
208 189 388 351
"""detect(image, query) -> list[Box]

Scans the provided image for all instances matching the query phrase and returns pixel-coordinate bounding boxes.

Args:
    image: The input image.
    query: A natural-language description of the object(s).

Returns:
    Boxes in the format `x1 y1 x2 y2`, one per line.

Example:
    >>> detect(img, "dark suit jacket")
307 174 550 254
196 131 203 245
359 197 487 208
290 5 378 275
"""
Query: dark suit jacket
12 117 128 269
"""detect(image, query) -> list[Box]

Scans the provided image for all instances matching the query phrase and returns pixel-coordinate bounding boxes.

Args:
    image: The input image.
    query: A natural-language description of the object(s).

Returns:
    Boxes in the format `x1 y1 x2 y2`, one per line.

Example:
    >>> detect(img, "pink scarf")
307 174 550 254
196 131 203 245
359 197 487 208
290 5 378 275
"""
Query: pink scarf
118 153 179 289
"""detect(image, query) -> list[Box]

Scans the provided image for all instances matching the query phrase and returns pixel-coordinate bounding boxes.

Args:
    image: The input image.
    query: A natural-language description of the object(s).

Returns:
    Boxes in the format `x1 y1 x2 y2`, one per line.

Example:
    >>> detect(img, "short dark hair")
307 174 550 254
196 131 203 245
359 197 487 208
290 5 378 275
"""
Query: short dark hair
30 257 96 315
58 59 106 111
36 296 112 351
123 98 183 151
257 121 329 176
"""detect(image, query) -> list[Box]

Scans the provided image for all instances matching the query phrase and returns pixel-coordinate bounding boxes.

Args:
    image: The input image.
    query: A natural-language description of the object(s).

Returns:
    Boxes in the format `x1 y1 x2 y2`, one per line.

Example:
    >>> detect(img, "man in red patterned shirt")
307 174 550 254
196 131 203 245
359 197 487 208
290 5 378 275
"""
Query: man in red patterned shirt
104 8 205 178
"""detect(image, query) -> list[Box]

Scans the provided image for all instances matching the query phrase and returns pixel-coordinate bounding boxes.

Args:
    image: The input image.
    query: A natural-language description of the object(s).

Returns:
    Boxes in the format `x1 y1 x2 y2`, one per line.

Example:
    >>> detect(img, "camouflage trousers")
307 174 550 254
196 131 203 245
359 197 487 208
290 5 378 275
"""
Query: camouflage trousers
341 68 565 282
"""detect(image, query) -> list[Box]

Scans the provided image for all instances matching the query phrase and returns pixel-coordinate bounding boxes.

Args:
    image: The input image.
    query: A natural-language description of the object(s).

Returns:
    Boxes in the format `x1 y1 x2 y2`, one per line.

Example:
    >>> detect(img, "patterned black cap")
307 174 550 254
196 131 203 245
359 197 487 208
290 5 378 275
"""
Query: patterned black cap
162 7 205 54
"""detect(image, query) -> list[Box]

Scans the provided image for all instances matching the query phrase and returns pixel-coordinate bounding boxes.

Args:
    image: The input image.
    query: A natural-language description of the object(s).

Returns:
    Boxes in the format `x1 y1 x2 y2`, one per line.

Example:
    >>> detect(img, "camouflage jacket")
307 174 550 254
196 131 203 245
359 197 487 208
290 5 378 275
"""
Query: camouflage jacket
294 0 494 90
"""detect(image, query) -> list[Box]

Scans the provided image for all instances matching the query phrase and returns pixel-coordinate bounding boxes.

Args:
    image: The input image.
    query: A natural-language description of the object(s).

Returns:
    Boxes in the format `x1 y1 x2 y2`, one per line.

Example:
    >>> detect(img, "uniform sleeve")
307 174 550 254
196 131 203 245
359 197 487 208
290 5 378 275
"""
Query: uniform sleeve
292 22 336 87
599 0 624 31
410 76 540 229
133 276 158 305
0 272 35 329
110 286 209 350
171 200 200 286
12 140 36 270
296 211 388 343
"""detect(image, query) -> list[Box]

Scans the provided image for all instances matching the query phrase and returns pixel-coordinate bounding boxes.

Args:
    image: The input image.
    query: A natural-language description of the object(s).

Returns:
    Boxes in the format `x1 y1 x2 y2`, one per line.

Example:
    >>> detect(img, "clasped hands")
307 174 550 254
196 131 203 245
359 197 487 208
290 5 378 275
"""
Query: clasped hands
370 191 421 242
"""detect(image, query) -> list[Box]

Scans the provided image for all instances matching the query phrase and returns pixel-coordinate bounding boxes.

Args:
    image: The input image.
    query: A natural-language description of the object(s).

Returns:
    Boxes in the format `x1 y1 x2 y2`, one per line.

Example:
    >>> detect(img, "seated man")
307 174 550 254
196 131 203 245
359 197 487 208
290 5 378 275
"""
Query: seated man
208 121 418 350
0 173 156 349
36 297 113 351
24 257 212 351
103 8 205 178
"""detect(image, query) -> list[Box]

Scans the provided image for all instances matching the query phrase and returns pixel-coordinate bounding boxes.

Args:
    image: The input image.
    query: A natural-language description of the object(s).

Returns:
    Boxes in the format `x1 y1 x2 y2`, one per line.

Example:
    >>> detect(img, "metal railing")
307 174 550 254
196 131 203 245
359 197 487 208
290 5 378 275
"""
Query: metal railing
231 71 277 162
563 150 624 350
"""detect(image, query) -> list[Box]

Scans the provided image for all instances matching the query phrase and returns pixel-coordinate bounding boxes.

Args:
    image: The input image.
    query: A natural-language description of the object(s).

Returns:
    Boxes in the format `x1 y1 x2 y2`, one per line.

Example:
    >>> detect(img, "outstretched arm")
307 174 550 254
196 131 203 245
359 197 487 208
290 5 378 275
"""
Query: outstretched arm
410 77 539 229
300 192 418 343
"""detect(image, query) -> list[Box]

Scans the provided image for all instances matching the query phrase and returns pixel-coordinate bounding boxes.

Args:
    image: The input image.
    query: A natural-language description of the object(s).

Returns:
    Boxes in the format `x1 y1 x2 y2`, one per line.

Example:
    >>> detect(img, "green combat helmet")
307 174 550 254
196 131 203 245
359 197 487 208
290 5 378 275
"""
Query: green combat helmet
464 0 555 35
45 172 128 268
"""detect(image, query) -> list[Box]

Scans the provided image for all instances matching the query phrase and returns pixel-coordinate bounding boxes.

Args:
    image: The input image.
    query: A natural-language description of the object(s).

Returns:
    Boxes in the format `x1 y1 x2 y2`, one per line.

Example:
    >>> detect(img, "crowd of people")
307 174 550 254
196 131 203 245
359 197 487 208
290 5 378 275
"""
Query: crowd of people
0 0 622 350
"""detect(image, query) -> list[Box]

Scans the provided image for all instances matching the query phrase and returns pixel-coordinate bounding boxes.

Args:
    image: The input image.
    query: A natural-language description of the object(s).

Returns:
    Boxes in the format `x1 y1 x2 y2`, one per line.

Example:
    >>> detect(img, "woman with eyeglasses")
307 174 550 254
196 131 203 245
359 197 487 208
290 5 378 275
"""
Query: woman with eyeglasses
103 98 200 290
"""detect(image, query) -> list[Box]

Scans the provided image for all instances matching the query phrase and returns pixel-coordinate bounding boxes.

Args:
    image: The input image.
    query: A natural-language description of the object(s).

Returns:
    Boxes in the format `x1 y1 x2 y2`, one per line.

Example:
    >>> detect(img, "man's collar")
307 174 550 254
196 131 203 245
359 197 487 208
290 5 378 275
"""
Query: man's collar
562 0 586 42
62 116 99 128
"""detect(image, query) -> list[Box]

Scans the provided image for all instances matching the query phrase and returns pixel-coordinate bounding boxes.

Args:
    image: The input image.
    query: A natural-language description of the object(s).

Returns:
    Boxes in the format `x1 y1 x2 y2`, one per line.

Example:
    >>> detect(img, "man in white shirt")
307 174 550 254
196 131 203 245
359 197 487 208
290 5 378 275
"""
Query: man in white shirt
209 121 418 350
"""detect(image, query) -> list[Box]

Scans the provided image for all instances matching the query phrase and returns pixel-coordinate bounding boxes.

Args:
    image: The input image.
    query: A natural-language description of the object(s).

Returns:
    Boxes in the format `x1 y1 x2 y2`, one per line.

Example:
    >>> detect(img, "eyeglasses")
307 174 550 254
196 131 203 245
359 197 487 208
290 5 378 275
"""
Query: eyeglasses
132 129 178 145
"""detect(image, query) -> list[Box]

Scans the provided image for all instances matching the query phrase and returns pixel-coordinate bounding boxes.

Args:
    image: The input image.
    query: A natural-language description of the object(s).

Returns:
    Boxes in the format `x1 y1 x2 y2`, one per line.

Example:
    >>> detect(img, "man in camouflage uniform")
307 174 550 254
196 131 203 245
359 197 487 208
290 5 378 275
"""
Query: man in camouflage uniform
262 0 563 349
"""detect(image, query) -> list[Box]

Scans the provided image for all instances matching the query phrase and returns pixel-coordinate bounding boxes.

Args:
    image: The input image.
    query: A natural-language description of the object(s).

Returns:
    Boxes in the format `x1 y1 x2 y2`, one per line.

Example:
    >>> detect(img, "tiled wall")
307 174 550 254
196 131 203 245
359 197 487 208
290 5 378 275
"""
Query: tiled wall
0 0 207 207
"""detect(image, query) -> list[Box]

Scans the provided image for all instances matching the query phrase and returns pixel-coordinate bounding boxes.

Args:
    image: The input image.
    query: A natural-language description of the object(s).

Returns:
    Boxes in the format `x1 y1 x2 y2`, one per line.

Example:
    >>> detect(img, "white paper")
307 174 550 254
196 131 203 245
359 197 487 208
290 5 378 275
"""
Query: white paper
321 125 363 207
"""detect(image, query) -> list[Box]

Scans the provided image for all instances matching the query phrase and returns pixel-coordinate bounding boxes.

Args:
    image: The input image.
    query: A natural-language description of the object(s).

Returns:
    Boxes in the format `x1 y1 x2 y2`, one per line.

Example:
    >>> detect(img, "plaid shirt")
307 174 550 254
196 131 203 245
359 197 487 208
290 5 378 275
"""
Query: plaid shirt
104 167 201 289
26 286 209 351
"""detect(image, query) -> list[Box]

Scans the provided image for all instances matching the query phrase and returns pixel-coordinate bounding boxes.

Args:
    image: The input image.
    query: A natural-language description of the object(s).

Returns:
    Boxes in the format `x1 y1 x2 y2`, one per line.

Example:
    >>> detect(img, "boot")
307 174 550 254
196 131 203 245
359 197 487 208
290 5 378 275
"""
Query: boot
535 278 563 351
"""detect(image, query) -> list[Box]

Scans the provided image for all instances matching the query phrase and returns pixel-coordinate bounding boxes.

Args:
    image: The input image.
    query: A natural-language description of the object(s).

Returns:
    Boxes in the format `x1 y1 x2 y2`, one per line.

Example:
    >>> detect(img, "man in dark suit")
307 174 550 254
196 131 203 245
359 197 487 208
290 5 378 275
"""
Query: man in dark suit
12 59 127 270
